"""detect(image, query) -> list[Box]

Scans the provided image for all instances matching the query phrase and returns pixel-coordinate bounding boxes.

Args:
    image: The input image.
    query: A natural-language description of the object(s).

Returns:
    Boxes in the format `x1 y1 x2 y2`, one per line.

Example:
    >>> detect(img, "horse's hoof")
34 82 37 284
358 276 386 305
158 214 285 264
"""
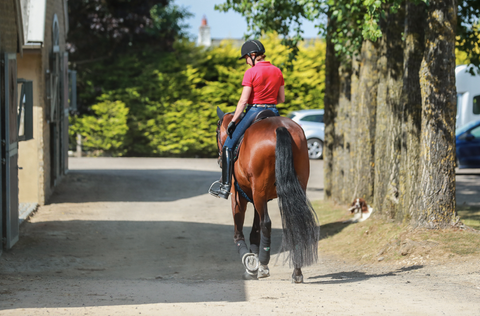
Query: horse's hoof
292 274 304 283
243 271 258 280
257 265 270 279
242 253 259 275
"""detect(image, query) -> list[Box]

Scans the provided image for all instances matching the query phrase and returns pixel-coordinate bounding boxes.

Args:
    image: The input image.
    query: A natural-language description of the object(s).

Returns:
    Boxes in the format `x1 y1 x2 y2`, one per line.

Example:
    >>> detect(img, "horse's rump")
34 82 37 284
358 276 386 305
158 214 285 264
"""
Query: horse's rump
235 116 310 200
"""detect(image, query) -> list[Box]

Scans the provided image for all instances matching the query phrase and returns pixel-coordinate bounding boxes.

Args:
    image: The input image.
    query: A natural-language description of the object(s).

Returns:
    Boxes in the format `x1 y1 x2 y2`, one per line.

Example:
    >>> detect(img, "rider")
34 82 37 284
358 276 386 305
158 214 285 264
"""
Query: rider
211 39 285 199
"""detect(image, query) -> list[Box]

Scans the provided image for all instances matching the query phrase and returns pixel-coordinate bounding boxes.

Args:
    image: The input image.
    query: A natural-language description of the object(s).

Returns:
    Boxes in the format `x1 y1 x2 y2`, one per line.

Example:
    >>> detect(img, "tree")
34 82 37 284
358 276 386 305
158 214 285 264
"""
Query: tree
218 0 470 228
67 0 192 110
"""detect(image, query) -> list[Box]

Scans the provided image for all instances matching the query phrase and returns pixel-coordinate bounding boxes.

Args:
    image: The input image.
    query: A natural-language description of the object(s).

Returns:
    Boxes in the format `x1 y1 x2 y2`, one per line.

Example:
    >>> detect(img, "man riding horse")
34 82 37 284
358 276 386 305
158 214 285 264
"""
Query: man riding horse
209 39 285 199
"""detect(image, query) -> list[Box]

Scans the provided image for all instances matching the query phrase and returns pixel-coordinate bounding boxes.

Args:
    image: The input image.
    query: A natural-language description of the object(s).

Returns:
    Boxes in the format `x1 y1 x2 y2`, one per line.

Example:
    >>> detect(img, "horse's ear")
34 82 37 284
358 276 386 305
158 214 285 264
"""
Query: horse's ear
216 106 225 120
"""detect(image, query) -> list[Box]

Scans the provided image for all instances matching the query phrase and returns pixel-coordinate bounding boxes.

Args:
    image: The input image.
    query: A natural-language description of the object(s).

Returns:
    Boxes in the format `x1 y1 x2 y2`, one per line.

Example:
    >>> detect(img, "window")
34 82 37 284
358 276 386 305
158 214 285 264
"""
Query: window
287 113 296 119
473 95 480 115
470 125 480 138
300 114 324 123
457 93 463 116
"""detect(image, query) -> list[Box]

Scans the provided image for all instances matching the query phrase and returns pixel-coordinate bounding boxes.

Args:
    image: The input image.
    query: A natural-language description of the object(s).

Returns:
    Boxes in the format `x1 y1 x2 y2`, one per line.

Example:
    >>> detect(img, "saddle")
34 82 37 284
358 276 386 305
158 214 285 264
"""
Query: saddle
233 109 276 161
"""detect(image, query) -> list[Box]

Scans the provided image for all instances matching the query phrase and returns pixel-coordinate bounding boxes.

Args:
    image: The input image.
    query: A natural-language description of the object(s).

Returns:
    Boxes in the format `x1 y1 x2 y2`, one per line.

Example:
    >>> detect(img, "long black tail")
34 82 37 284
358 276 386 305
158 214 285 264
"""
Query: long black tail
275 127 319 267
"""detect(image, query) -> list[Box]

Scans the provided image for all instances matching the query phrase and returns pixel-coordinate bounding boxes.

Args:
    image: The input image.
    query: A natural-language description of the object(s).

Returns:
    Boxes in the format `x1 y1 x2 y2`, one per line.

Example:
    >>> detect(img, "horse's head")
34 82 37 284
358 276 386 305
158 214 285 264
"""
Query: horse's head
215 107 234 157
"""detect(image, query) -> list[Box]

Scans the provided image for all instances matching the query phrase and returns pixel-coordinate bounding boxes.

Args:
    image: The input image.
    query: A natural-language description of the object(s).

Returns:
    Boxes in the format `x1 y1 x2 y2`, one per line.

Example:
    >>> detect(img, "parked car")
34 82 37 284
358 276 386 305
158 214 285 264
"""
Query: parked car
456 65 480 129
456 119 480 168
287 109 324 159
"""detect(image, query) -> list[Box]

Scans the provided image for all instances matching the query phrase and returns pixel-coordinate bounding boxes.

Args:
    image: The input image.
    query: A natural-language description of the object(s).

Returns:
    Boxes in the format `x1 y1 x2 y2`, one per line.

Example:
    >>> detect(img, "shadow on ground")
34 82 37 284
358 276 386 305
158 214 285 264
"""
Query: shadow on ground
306 265 424 284
319 221 354 240
0 220 282 309
51 169 220 203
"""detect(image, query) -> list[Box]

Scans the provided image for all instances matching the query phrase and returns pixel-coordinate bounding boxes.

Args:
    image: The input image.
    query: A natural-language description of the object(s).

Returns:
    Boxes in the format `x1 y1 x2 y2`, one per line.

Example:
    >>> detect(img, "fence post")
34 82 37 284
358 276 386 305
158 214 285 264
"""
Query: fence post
76 133 81 157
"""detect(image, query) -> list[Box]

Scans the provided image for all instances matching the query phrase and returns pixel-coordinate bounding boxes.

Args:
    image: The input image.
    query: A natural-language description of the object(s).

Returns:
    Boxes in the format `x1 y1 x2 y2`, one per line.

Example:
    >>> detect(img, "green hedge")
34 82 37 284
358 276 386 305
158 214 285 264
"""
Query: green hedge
70 34 326 157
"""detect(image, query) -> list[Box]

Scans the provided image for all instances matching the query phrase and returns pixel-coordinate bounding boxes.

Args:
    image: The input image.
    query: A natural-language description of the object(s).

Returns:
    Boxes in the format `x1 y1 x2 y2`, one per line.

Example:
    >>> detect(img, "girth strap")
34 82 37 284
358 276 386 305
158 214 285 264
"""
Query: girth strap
234 181 253 204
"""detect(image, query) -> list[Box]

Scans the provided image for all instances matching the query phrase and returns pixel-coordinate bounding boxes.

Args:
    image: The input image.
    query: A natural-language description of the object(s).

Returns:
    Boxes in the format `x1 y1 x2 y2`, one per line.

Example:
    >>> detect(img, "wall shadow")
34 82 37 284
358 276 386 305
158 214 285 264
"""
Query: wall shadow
0 219 285 309
50 169 221 203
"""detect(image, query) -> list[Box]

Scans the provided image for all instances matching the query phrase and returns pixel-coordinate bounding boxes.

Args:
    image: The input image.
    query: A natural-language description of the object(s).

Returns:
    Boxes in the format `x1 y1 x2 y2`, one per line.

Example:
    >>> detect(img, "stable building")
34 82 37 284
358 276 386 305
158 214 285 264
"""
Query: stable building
0 0 74 254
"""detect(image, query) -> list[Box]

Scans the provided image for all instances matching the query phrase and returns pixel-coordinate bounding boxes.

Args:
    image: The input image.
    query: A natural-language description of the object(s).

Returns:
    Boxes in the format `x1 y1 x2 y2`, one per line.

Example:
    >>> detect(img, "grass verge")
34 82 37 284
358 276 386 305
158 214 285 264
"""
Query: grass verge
313 200 480 265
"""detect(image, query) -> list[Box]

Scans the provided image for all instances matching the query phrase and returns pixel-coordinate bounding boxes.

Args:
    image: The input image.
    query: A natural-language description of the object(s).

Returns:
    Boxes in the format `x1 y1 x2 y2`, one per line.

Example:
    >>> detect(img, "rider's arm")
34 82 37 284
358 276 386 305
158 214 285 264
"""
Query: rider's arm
232 86 252 123
277 85 285 104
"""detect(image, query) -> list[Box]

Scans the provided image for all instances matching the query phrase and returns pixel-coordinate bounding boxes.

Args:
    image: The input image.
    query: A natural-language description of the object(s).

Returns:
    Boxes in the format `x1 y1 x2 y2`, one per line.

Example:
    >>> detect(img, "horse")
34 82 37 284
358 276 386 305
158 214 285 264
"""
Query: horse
214 107 319 283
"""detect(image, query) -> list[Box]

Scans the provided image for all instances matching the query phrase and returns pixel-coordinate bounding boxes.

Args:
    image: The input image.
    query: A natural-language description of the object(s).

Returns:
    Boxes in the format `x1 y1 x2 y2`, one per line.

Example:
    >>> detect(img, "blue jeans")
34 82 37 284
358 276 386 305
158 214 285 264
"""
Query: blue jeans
223 106 279 150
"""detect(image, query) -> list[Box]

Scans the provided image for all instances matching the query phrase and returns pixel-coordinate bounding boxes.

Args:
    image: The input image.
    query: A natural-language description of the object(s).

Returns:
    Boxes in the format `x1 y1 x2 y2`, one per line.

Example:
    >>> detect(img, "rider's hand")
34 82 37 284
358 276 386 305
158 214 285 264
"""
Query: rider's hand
227 121 236 138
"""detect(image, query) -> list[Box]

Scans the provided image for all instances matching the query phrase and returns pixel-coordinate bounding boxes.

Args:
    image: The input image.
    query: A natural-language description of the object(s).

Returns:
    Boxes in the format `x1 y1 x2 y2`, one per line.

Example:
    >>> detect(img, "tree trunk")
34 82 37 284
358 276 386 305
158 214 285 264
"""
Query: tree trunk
398 1 426 222
332 64 352 203
374 5 405 217
324 16 340 200
350 40 379 202
417 0 458 227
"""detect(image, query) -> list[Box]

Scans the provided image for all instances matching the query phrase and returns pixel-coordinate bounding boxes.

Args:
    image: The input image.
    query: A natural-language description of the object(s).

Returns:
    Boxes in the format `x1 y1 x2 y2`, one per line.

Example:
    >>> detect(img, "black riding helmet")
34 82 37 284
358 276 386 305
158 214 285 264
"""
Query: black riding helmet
239 39 265 66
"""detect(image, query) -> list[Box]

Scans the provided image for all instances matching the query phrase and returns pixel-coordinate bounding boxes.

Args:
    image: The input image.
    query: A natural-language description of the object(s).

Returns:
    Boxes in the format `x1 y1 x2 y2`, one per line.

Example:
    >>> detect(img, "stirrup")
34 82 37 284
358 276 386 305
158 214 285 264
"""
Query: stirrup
209 181 231 198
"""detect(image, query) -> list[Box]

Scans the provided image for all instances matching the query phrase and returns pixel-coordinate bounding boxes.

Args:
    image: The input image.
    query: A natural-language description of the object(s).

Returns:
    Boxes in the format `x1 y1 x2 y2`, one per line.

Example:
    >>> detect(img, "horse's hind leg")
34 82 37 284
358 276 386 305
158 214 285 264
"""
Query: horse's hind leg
249 210 261 255
292 267 303 283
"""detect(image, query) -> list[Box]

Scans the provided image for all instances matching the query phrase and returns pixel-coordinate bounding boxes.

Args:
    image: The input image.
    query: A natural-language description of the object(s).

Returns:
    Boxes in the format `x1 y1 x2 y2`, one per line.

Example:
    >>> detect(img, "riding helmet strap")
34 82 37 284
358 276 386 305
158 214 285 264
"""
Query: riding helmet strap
247 53 258 66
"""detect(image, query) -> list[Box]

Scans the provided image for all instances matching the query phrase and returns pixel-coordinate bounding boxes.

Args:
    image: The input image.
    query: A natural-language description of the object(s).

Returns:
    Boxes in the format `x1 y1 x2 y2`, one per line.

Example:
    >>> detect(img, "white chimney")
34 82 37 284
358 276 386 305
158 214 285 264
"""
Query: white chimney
197 16 211 47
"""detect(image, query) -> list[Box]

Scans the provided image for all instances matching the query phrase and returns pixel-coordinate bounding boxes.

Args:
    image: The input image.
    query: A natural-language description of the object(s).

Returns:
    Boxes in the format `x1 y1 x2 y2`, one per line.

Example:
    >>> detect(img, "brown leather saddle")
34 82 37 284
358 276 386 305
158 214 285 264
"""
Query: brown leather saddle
233 109 276 161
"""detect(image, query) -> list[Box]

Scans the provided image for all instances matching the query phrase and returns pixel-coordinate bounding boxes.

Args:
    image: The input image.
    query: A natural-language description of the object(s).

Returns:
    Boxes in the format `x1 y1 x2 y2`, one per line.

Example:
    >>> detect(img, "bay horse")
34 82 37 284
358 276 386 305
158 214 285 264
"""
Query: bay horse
214 107 319 283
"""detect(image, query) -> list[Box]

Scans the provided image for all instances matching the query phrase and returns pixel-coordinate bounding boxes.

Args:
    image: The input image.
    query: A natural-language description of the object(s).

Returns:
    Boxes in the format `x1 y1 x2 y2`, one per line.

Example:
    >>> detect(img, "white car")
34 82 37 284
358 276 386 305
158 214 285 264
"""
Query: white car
287 109 325 159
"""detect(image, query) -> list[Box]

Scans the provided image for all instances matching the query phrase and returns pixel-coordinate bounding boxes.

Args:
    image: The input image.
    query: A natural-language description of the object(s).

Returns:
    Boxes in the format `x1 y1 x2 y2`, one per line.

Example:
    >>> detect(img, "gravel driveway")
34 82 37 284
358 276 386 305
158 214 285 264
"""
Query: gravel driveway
0 158 478 315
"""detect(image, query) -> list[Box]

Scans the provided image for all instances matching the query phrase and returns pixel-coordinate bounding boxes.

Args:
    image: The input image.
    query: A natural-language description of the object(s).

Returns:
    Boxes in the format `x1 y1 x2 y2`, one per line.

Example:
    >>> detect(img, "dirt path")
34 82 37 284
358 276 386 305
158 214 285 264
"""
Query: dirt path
0 158 479 315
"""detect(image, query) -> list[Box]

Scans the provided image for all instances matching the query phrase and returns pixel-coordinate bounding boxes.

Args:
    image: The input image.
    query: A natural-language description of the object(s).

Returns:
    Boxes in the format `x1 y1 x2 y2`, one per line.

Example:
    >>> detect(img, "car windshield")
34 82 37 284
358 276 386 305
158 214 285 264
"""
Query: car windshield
300 114 324 123
456 120 480 135
287 113 296 119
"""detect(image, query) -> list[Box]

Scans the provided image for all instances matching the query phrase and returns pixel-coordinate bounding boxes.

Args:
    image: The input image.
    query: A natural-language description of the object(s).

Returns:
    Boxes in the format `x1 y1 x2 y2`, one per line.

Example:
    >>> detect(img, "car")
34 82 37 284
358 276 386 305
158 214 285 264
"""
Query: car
456 119 480 168
287 109 325 159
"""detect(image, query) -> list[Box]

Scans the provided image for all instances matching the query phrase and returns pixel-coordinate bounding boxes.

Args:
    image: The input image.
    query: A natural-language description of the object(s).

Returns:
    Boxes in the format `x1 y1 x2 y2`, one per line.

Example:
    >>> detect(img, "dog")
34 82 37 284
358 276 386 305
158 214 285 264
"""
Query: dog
346 198 373 223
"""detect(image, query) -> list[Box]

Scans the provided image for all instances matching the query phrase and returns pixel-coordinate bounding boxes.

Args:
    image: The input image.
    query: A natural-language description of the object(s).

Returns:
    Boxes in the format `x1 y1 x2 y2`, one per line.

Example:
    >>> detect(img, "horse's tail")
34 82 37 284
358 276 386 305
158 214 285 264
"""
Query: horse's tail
275 127 319 267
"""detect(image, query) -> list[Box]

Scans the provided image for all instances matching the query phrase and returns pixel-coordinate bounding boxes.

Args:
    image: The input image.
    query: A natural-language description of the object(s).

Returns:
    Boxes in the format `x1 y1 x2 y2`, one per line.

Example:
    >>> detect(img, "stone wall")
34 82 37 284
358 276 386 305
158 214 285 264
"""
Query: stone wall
0 1 19 53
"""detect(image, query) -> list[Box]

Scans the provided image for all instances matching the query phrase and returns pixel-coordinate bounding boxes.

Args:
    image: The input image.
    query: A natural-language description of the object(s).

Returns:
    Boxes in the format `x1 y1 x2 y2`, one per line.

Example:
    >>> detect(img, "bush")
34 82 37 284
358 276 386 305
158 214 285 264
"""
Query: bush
71 34 326 157
70 99 129 156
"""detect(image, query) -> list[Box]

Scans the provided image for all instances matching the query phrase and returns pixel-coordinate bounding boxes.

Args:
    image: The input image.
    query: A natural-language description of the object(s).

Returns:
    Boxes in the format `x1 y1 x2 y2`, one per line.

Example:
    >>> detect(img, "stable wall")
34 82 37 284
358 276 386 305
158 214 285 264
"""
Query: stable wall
16 0 68 206
17 50 43 204
41 0 68 200
0 1 18 53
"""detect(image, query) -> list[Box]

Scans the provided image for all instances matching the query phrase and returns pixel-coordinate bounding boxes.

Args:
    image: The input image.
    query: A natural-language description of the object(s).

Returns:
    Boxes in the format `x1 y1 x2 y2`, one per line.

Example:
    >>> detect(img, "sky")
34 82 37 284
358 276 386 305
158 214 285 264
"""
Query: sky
174 0 321 40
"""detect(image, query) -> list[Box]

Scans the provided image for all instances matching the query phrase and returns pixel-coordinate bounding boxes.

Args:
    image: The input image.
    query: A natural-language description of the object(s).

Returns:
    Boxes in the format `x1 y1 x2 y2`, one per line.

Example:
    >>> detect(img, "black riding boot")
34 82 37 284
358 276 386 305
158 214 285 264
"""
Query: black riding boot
218 147 233 199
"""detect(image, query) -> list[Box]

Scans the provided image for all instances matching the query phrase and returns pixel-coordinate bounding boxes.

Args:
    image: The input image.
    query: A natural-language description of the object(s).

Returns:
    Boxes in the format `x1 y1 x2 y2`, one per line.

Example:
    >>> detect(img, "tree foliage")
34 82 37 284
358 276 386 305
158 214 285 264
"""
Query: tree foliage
457 2 480 73
215 0 324 59
216 0 480 69
70 100 129 156
67 0 191 62
68 0 192 110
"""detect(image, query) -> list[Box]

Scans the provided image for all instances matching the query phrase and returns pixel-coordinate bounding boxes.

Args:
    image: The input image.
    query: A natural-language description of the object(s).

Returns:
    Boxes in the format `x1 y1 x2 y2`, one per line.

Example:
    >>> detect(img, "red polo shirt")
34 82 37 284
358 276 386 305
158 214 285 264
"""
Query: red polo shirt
242 61 284 104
